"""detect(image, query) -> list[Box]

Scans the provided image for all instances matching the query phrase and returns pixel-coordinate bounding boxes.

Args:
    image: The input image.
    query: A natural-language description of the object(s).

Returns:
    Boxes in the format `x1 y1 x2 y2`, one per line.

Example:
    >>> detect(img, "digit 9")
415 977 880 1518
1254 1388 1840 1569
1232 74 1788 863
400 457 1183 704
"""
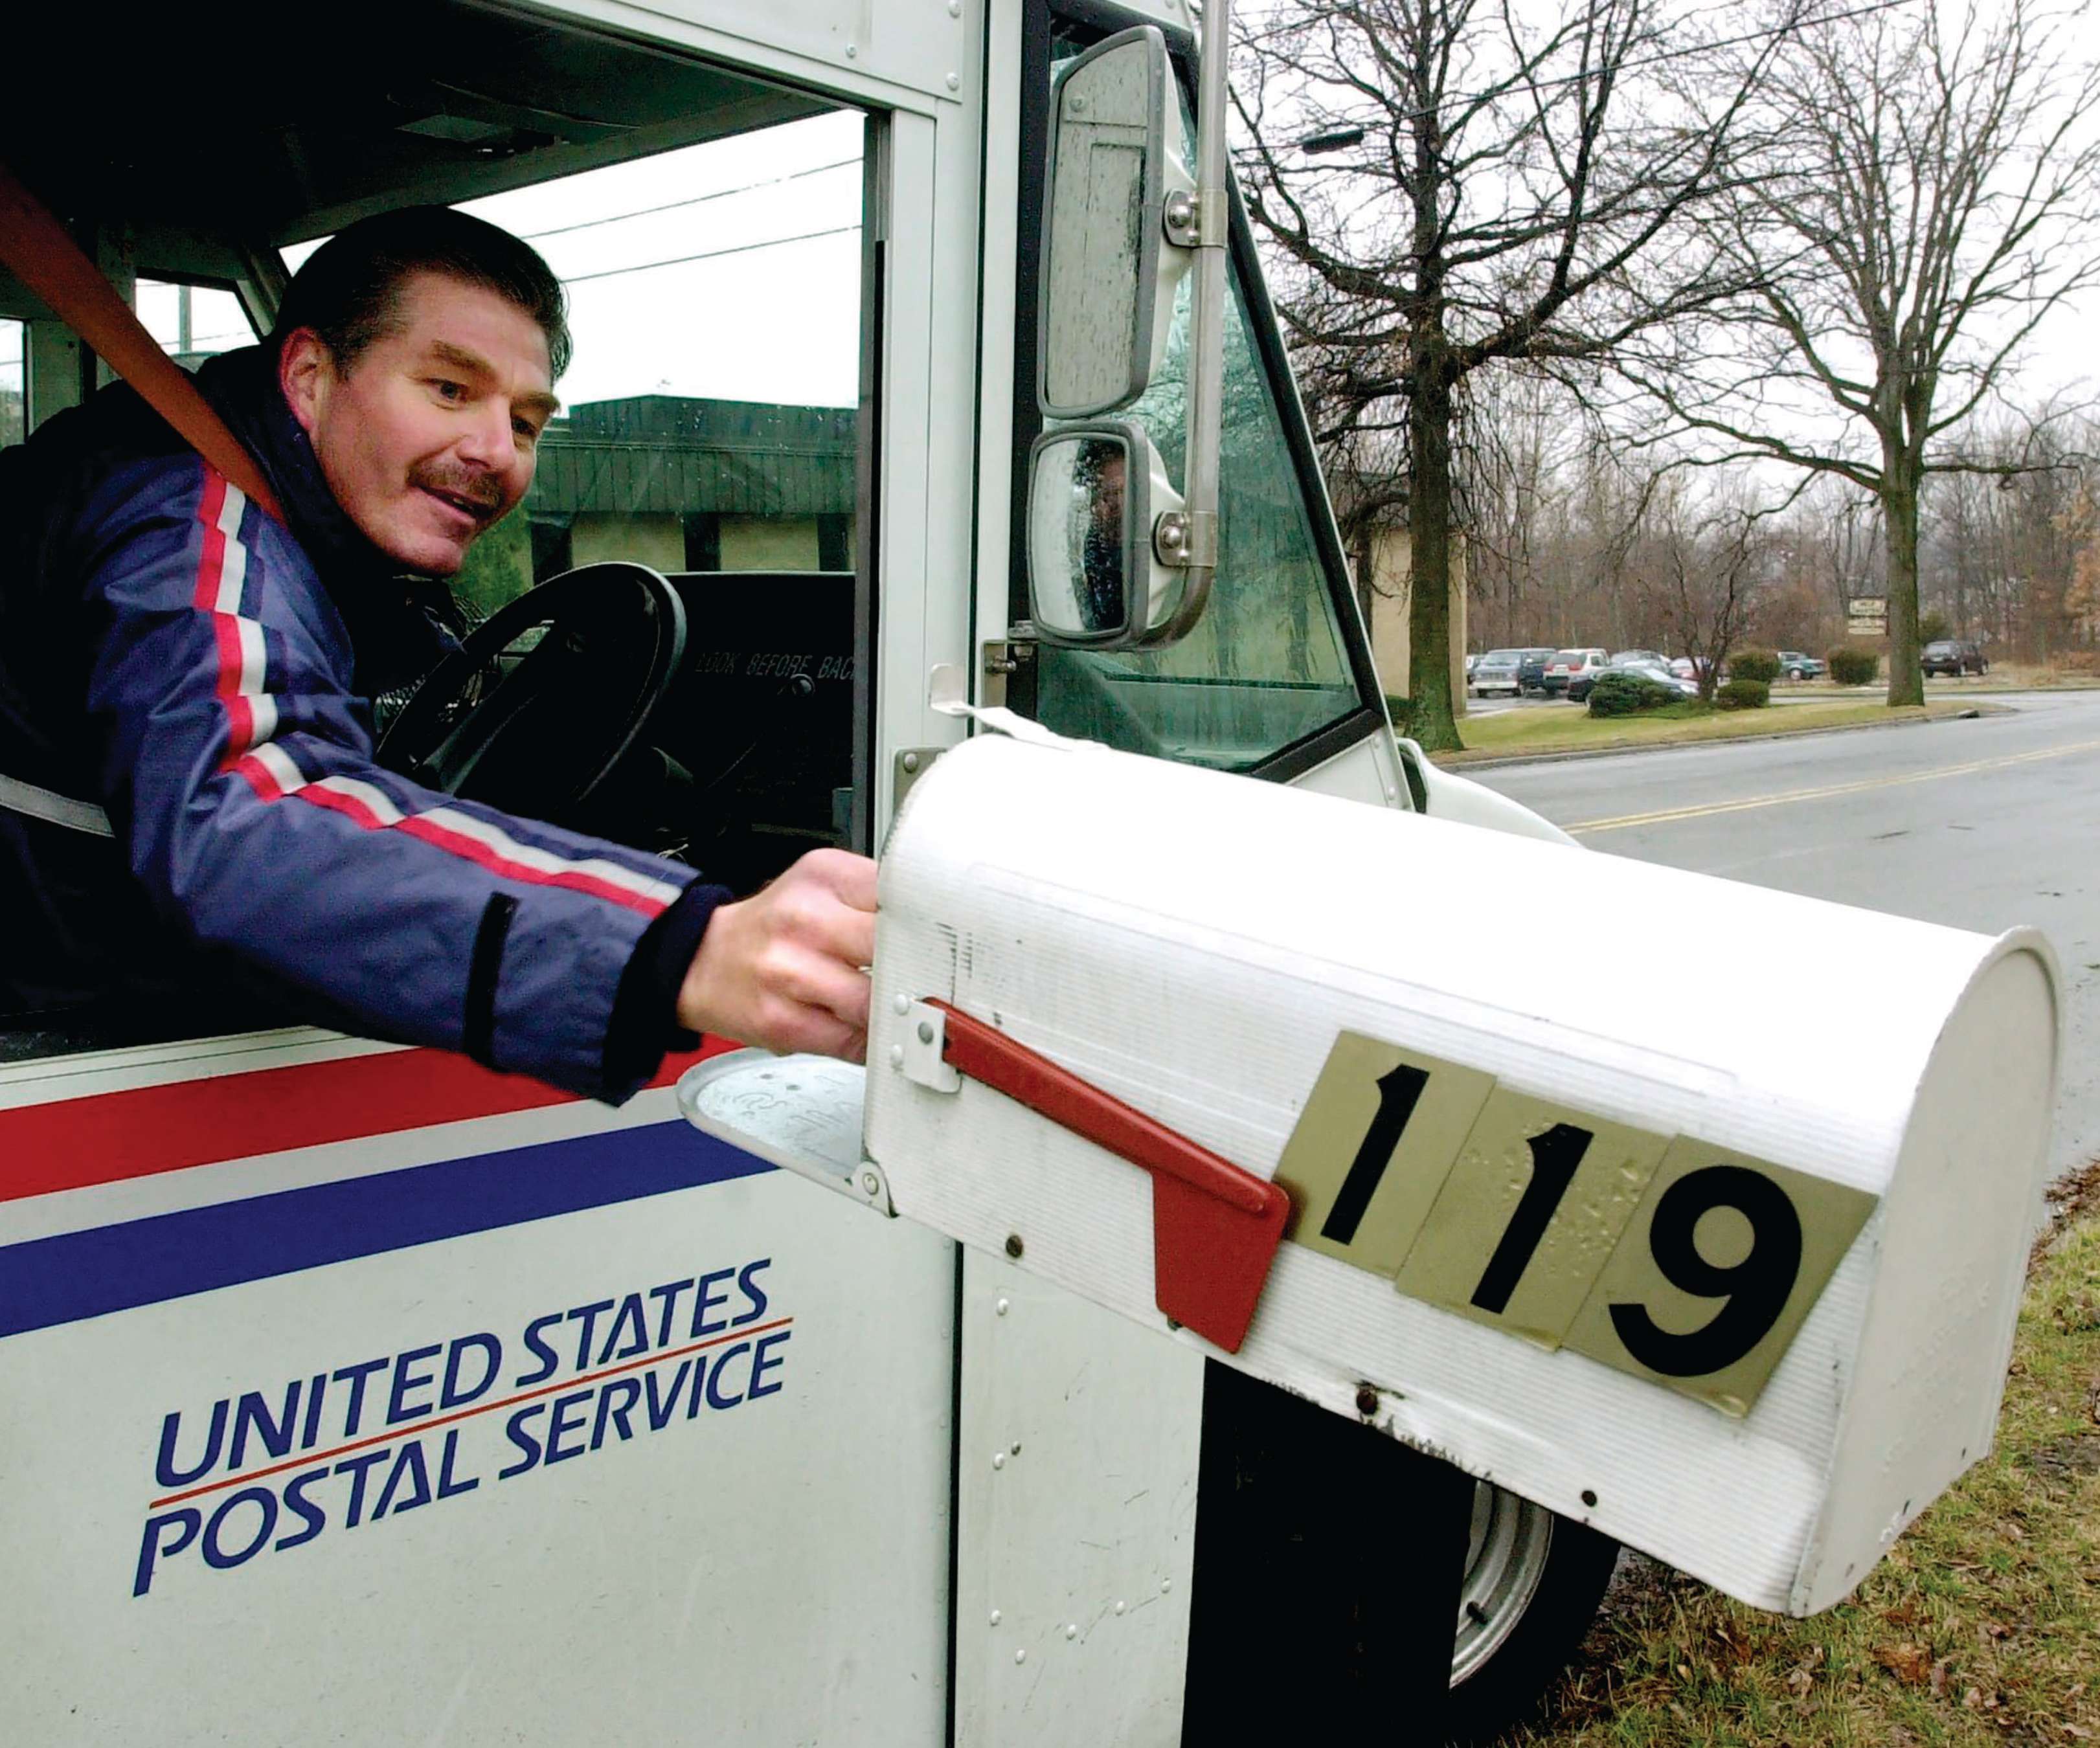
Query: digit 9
1609 1165 1803 1378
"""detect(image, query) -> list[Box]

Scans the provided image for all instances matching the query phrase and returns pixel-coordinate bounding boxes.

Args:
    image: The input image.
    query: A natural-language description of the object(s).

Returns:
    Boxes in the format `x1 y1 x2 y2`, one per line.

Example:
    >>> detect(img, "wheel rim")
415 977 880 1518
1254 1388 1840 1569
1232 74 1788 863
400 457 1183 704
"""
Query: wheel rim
1451 1483 1554 1686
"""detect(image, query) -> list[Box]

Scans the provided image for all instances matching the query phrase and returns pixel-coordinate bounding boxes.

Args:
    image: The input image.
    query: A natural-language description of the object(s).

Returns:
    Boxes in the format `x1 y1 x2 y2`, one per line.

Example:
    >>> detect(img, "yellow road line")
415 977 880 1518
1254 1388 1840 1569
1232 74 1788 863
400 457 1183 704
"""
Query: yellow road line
1564 736 2100 835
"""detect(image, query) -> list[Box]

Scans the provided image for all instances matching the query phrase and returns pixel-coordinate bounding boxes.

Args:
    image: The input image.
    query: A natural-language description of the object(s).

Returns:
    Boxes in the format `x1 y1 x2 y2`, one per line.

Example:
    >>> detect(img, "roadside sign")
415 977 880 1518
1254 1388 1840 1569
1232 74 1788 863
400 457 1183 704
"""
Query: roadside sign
1847 598 1888 637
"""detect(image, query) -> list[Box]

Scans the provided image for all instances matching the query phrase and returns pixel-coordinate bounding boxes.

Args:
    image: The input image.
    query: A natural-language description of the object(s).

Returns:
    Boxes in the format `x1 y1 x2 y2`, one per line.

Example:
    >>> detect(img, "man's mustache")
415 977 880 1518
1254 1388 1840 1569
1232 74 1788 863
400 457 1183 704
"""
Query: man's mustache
410 464 507 517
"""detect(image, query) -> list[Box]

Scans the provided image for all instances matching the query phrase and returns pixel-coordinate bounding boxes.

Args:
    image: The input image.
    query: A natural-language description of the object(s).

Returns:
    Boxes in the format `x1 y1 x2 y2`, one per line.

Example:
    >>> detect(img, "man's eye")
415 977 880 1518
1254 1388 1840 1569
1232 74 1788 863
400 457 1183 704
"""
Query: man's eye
513 420 541 444
432 379 466 402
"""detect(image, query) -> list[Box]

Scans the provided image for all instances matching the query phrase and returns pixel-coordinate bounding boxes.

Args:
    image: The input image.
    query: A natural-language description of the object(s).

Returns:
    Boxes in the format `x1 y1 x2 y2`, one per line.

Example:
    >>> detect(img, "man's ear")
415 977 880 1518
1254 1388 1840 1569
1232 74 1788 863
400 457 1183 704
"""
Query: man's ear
277 328 334 439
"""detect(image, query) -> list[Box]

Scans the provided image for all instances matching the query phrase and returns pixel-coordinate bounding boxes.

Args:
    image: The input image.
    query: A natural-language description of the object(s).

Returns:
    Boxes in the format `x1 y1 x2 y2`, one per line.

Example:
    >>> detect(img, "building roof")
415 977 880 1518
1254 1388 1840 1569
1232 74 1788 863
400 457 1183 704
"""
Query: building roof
528 394 855 521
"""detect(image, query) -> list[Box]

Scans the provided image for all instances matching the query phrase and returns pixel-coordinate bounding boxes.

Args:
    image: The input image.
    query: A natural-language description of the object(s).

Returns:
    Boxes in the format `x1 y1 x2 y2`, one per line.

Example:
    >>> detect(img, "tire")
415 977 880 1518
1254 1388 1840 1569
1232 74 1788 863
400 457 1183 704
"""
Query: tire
1190 1370 1617 1743
1446 1488 1621 1744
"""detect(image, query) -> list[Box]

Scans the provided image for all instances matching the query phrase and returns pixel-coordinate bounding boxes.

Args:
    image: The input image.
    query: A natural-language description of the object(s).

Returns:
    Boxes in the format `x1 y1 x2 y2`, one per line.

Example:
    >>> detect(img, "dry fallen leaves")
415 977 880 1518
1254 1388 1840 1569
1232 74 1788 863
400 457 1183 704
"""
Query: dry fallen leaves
1874 1642 1935 1684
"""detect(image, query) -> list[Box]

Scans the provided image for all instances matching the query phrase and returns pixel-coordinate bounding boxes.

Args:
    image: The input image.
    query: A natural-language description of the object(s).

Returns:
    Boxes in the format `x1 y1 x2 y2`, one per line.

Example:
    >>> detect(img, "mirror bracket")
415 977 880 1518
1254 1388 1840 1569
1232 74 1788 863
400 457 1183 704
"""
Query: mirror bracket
1162 189 1227 251
1153 509 1219 571
1162 191 1199 249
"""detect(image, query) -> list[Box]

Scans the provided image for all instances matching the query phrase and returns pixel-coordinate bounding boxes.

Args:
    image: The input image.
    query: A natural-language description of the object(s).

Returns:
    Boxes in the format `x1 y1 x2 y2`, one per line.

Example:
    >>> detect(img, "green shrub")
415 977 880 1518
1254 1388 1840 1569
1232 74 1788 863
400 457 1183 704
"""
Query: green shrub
1727 647 1781 683
1587 671 1684 717
1715 677 1770 710
1919 609 1952 644
1825 646 1879 686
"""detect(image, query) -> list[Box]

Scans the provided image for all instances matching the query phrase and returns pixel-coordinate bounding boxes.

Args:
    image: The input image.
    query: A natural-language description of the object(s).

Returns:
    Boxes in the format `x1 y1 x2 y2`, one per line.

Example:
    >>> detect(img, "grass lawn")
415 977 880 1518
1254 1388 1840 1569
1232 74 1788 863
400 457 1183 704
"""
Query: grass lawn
1514 1168 2100 1747
1437 699 1983 765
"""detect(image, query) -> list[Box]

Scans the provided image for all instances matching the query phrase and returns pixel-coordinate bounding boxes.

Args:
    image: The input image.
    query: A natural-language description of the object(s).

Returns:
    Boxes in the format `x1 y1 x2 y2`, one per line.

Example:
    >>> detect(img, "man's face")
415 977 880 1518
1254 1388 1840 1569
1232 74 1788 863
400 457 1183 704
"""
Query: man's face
280 271 559 576
1092 447 1127 533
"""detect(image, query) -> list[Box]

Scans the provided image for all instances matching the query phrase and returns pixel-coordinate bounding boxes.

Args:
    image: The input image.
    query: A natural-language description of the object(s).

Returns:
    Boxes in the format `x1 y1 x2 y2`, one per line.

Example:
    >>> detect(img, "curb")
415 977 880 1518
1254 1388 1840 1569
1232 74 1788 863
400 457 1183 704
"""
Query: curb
1438 703 2005 772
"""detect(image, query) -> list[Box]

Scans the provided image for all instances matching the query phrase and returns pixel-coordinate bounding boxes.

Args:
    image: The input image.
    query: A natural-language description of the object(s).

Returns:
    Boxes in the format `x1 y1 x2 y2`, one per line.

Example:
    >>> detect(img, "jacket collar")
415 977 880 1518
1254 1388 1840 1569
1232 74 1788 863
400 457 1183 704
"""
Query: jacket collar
196 346 457 695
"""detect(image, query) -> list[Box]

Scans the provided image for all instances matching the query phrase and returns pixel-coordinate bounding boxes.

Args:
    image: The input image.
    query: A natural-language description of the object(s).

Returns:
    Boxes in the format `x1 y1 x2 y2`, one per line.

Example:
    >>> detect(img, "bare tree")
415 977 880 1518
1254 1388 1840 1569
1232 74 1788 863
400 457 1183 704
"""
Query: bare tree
1623 0 2100 704
1792 476 1884 628
1458 367 1582 645
1919 409 2094 656
1234 0 1794 748
1656 485 1778 698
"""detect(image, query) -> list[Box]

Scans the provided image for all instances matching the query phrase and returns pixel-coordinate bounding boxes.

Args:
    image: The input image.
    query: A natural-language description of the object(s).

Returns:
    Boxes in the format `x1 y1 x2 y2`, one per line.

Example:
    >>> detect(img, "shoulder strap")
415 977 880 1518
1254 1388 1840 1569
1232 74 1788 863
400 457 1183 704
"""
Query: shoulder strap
0 162 286 524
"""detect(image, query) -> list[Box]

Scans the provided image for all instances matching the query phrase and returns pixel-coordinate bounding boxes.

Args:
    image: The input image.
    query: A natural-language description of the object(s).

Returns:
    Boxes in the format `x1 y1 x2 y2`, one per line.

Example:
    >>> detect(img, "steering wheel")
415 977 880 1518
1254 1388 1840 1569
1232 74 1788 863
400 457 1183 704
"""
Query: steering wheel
378 561 686 822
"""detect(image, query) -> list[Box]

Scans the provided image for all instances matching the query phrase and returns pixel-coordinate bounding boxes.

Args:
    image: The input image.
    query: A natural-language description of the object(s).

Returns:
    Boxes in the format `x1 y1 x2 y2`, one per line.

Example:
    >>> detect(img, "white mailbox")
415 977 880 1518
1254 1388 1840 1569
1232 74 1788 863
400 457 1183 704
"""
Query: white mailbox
684 731 2057 1617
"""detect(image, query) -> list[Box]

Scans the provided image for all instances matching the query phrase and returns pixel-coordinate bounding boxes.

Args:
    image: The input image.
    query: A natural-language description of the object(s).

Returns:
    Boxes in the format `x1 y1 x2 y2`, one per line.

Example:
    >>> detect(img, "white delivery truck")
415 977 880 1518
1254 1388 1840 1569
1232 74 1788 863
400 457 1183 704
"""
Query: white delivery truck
0 1 2054 1743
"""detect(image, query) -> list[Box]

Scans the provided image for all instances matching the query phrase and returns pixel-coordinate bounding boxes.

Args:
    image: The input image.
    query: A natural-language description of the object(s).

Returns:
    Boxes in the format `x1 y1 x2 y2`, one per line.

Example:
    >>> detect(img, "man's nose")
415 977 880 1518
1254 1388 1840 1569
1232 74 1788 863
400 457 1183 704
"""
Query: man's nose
455 403 520 474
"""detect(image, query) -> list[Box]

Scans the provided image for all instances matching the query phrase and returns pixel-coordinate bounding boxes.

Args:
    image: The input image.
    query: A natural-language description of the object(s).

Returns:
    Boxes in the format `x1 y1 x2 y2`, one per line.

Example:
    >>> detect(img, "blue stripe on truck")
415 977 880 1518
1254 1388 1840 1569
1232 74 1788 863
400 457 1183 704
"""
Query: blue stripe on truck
0 1121 773 1338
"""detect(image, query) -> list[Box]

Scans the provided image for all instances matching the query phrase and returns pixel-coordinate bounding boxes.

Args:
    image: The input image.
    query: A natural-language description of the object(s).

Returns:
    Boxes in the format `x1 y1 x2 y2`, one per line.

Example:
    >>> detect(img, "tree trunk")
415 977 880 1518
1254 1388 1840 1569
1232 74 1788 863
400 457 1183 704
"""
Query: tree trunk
1408 368 1461 751
1880 469 1925 707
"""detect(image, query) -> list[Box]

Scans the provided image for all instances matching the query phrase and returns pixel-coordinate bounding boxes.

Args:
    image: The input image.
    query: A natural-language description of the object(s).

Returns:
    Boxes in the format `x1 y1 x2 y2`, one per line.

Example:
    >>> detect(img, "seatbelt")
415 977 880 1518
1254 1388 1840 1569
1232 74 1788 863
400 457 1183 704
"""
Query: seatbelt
0 774 113 838
0 161 288 836
0 161 286 522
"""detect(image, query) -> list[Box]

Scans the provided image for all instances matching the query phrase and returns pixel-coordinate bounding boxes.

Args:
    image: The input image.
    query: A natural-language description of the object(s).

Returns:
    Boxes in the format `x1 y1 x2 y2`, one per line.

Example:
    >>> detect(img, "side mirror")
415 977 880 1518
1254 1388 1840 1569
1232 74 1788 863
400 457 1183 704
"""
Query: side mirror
1037 27 1191 418
1025 422 1186 647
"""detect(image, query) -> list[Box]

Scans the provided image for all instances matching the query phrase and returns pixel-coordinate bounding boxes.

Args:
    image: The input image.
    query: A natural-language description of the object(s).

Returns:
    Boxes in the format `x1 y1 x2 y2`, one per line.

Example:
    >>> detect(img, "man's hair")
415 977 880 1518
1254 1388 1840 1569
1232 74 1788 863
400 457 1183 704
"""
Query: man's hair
270 206 571 380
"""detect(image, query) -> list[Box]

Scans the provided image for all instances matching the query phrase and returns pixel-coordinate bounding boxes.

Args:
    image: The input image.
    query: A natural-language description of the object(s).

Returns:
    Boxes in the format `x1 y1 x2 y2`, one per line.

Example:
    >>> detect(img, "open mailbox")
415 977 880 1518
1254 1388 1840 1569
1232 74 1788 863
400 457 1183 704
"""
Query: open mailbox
681 732 2058 1617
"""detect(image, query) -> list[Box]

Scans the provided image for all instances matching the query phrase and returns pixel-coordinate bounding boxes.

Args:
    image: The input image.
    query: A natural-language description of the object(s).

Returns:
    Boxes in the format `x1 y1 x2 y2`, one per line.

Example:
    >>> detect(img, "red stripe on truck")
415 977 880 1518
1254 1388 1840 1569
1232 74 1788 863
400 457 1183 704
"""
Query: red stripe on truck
0 1039 732 1204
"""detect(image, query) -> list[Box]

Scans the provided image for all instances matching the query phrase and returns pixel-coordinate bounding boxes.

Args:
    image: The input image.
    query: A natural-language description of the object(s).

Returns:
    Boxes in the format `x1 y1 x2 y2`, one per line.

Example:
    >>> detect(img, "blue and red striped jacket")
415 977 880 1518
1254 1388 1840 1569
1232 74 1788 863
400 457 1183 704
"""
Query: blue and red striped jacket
0 346 723 1099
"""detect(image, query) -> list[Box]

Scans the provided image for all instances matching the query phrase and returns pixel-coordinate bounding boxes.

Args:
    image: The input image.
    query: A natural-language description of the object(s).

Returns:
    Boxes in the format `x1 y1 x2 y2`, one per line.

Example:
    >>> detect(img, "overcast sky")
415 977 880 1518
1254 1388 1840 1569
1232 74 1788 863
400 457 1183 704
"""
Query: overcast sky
6 28 2092 436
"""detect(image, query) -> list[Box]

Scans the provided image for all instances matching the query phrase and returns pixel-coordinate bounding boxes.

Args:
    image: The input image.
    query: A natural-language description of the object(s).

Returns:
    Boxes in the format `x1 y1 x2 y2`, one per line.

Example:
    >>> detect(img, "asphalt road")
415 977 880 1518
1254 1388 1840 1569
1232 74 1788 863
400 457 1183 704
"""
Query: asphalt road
1467 691 2100 1185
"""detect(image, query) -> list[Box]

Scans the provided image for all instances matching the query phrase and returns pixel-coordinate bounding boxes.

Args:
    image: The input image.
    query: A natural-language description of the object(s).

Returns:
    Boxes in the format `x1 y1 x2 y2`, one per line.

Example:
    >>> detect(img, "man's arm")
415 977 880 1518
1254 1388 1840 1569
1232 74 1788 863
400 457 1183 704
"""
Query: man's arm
80 462 869 1097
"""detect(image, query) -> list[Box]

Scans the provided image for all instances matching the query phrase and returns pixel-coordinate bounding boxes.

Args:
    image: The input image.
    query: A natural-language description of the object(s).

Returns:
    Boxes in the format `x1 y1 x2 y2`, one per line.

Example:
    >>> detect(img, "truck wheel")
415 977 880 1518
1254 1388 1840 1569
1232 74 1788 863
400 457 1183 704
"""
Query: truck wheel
1446 1485 1620 1744
1186 1367 1616 1743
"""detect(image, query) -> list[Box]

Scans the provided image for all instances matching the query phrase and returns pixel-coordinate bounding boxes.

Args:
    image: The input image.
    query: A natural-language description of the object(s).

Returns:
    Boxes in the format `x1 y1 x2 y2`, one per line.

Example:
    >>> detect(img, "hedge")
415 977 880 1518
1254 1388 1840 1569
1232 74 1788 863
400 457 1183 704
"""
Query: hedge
1588 671 1684 717
1727 648 1781 684
1715 677 1770 709
1826 647 1879 686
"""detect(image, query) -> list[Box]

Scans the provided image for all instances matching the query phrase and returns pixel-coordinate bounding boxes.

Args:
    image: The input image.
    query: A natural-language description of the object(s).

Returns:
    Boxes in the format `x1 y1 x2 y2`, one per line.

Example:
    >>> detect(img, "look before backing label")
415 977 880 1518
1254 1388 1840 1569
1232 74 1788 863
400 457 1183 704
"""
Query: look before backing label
1271 1031 1879 1416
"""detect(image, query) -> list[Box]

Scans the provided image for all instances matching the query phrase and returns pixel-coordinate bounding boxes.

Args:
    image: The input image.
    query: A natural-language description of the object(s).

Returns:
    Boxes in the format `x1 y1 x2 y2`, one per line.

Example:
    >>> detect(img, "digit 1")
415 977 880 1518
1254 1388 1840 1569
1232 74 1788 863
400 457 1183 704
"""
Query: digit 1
1469 1123 1593 1314
1320 1063 1429 1245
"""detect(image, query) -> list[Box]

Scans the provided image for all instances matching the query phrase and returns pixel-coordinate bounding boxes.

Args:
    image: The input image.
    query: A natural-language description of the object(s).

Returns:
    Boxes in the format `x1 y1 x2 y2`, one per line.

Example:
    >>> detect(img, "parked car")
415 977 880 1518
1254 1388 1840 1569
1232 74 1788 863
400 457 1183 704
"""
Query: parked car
1922 638 1989 676
1777 650 1827 680
1569 658 1699 704
1669 655 1713 683
1515 647 1559 695
1612 648 1671 669
1541 647 1610 697
1469 649 1528 697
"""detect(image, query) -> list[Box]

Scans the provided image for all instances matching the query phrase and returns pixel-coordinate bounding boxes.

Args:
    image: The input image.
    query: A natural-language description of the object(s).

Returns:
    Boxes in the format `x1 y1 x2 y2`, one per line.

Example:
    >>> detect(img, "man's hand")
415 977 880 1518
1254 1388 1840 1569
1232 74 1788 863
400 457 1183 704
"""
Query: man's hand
677 849 877 1062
